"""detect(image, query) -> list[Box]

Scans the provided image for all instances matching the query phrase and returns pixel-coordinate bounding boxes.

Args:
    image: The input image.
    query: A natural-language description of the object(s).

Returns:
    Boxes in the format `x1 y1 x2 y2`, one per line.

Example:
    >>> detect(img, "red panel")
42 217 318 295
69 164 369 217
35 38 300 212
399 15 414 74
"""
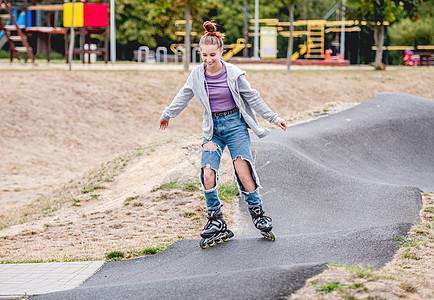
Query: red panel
83 3 108 28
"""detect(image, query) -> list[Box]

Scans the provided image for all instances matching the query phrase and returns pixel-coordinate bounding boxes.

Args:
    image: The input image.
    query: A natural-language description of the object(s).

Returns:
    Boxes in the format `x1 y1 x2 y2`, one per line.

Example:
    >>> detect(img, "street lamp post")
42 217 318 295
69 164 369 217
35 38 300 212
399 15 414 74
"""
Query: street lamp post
253 0 259 59
110 0 116 63
340 0 346 57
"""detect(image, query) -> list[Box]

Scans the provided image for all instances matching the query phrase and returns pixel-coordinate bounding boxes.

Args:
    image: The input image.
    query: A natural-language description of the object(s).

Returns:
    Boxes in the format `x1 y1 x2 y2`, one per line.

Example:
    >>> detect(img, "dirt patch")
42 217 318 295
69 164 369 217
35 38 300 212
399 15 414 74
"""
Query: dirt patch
0 67 433 264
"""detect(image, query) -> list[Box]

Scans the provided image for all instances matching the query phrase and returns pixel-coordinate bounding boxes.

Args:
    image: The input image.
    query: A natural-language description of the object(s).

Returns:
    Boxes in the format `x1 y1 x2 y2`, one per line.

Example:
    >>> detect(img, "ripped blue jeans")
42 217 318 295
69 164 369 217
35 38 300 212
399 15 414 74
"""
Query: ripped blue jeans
201 111 262 211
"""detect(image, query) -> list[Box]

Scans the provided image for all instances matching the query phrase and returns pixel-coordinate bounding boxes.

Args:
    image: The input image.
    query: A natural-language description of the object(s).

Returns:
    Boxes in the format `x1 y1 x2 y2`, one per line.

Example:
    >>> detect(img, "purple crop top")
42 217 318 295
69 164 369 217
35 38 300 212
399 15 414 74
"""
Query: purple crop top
205 64 237 113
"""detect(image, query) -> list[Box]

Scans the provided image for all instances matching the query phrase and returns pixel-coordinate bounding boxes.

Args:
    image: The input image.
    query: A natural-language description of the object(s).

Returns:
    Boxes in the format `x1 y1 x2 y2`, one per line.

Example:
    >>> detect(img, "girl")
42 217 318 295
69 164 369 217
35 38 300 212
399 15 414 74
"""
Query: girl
159 21 286 247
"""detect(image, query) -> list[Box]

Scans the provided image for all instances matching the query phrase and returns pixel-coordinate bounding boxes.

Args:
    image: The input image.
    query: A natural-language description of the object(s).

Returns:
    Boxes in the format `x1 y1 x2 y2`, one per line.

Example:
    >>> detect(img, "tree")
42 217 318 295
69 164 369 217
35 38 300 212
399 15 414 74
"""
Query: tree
347 0 428 70
172 0 217 72
389 0 433 47
389 17 434 46
346 0 401 69
286 0 295 73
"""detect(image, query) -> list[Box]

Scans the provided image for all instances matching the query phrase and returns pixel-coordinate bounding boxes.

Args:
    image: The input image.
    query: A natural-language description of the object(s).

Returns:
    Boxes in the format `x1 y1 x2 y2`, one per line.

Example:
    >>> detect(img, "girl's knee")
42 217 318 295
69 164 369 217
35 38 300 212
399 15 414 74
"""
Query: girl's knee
233 157 251 177
233 157 258 193
202 166 216 190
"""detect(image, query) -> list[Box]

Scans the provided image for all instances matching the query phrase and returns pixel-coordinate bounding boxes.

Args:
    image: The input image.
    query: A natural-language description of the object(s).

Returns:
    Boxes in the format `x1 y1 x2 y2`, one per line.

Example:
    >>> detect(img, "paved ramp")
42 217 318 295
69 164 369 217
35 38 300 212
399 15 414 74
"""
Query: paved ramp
36 93 433 299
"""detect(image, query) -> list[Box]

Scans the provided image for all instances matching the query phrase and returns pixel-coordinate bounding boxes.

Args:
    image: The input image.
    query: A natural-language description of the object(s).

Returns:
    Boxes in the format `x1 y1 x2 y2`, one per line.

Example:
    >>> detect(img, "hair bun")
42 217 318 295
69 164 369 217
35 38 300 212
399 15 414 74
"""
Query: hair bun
203 21 216 33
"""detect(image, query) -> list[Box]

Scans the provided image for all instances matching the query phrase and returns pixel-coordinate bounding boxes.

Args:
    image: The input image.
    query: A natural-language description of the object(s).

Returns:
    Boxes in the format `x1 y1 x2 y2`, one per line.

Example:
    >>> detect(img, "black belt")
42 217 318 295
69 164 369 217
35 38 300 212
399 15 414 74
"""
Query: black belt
212 107 239 117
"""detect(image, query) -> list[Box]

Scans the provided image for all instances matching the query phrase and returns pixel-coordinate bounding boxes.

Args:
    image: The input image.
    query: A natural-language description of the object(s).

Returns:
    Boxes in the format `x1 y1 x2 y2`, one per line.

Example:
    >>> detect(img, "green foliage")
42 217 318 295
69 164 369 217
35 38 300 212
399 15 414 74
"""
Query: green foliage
35 51 64 60
116 0 159 46
315 281 344 294
297 0 339 20
402 248 420 260
180 178 201 192
346 0 401 24
347 265 379 281
218 181 240 203
389 17 434 45
0 50 10 58
81 182 106 194
159 180 182 190
115 0 217 46
124 195 139 206
159 177 201 192
347 0 430 26
141 245 167 255
394 236 421 248
106 251 125 261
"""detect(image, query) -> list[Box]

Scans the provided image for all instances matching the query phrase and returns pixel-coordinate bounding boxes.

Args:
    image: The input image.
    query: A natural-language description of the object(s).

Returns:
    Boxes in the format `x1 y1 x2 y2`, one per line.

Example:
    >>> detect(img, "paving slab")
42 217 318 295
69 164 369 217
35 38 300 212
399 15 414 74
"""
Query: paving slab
0 261 104 299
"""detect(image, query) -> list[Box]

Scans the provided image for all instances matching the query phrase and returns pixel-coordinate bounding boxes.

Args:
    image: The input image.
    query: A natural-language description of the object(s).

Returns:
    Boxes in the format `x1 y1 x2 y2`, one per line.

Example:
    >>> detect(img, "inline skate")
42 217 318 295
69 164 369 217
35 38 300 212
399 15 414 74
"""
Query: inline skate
248 205 275 241
200 208 234 249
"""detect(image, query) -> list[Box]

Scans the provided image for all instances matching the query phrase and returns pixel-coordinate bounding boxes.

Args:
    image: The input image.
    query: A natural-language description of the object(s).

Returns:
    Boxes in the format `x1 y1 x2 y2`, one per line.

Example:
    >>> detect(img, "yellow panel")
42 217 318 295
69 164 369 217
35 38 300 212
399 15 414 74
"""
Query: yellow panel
63 2 84 27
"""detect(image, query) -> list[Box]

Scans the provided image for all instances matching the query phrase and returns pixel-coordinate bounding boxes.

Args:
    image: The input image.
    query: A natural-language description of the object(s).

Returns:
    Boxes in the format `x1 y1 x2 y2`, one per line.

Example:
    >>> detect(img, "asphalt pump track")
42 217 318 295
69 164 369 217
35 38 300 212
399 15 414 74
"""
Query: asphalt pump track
36 93 434 299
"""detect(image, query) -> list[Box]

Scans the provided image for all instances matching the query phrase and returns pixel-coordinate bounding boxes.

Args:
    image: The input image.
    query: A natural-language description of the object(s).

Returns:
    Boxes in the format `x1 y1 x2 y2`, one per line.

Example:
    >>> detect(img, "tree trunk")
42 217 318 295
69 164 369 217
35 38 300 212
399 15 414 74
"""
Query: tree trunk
243 0 249 57
286 2 294 73
374 24 385 70
184 0 190 72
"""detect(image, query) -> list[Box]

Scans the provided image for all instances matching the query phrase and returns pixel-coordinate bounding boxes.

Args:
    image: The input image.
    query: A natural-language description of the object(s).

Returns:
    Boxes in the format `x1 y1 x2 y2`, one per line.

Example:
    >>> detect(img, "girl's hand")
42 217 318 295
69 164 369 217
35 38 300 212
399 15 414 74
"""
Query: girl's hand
159 118 169 130
276 119 287 131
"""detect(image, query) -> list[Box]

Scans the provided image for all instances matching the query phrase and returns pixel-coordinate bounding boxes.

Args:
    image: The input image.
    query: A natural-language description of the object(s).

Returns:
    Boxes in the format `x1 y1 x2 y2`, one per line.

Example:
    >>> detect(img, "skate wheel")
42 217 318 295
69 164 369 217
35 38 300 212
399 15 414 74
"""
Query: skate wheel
261 231 275 241
222 230 234 242
200 238 208 249
216 238 222 244
208 240 215 247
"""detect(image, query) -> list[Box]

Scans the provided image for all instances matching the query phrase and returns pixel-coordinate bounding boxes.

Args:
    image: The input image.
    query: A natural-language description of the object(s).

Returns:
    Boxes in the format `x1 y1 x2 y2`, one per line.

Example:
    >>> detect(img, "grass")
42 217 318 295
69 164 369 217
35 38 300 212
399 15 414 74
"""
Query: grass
140 245 167 255
394 236 421 248
401 248 420 260
346 265 379 281
124 195 139 206
110 245 169 261
218 181 240 203
159 177 201 192
157 177 240 207
315 281 344 294
106 251 125 261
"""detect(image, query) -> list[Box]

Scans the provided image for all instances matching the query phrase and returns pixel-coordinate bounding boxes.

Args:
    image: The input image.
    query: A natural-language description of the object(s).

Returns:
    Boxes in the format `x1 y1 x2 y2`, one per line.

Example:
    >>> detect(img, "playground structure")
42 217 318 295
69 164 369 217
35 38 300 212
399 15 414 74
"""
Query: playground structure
2 1 432 65
0 0 109 63
135 18 365 65
0 0 35 61
248 18 366 61
134 19 252 64
137 16 433 66
371 45 434 66
63 1 108 63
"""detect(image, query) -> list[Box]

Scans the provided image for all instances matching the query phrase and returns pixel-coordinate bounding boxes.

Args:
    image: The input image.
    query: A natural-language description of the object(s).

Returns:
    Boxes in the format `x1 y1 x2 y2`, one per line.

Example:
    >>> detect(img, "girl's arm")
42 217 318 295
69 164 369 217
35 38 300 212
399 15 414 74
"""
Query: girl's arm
159 76 195 129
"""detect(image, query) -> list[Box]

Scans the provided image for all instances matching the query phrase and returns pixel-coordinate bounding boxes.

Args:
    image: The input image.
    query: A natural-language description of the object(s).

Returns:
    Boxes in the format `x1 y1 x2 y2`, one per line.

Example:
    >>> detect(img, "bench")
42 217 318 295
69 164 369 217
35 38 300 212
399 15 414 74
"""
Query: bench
419 53 434 66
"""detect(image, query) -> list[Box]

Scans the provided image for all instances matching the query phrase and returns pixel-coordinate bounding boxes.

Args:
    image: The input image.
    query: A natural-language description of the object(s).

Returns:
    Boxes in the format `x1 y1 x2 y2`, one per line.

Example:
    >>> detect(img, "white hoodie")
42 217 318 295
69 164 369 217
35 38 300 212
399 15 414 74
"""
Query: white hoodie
161 61 280 140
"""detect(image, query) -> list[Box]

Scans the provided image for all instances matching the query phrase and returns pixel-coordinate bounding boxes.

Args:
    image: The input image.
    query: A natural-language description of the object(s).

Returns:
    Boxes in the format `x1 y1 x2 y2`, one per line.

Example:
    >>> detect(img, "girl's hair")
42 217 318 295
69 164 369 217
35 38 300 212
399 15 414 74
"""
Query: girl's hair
199 21 225 49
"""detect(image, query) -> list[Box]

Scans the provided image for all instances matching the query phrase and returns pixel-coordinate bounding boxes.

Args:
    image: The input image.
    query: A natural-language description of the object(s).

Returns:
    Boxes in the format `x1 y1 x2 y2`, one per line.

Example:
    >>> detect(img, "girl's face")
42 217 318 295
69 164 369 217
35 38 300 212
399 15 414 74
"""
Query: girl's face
200 44 223 68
